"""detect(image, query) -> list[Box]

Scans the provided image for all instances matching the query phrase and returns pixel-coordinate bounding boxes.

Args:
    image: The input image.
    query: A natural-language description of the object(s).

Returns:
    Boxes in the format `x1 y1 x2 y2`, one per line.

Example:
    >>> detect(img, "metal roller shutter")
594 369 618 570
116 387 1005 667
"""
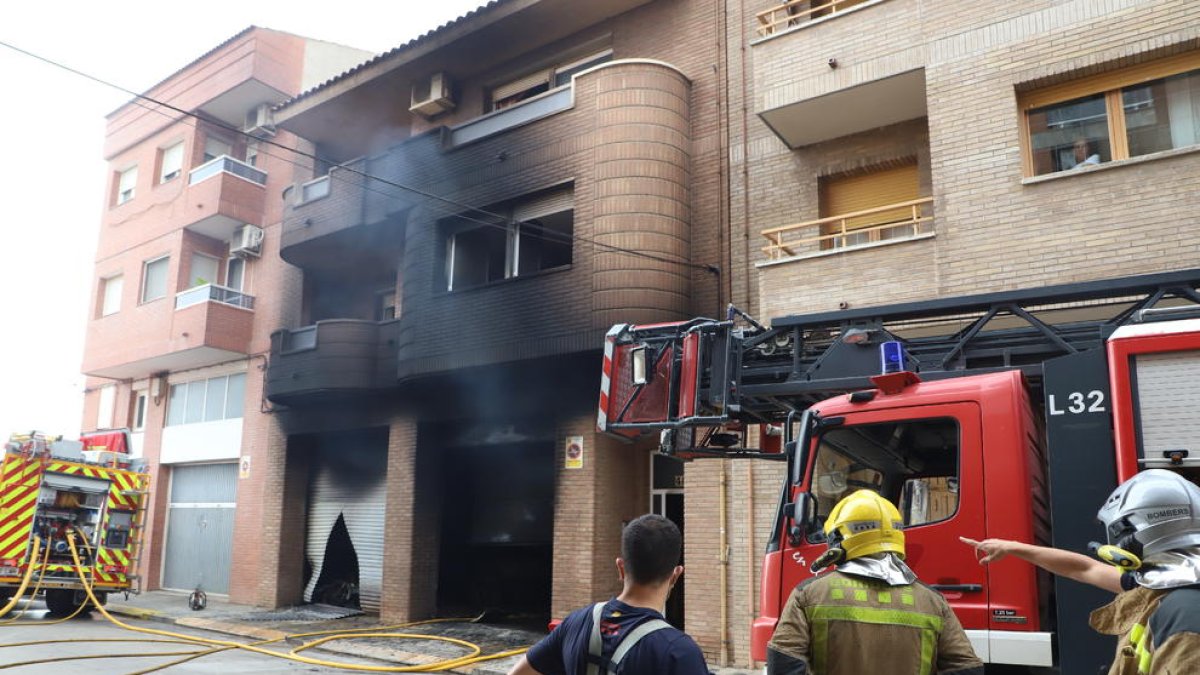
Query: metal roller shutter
820 161 919 230
1133 350 1200 463
162 463 237 594
304 461 387 612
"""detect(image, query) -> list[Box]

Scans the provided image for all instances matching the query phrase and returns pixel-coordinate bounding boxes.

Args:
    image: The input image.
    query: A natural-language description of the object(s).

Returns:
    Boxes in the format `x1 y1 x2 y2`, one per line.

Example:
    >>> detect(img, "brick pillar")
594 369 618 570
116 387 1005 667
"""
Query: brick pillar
135 380 170 591
258 418 307 608
551 416 650 619
381 416 437 621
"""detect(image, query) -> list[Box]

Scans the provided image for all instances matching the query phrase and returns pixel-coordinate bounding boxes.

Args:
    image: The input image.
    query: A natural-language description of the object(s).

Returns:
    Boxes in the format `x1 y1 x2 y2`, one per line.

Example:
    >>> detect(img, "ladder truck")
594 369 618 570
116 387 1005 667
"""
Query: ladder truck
0 430 150 616
597 268 1200 674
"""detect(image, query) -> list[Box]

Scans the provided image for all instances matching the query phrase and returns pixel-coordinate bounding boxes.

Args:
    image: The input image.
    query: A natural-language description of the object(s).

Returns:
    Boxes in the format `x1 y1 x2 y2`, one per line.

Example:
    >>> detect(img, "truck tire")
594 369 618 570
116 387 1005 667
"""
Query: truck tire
45 589 101 616
0 589 12 615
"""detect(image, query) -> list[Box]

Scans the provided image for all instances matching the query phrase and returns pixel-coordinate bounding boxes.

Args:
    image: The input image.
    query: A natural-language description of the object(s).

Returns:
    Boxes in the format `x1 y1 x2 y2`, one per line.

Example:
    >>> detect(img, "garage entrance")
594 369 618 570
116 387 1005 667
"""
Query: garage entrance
162 463 238 594
436 429 554 621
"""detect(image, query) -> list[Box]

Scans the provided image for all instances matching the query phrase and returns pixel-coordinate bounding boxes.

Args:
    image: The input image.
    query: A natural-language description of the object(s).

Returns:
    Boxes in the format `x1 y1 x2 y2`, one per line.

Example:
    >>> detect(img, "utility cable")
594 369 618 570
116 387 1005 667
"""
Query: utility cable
0 38 717 273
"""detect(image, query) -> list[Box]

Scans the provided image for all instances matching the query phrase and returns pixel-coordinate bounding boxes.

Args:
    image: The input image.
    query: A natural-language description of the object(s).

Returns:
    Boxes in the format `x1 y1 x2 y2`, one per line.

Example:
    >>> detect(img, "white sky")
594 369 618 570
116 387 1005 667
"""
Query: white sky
0 1 488 438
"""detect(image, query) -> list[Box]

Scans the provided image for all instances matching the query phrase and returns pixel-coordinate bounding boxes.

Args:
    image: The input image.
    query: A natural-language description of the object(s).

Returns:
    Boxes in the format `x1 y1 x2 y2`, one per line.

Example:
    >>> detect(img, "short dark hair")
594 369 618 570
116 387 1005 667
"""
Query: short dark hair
622 514 682 585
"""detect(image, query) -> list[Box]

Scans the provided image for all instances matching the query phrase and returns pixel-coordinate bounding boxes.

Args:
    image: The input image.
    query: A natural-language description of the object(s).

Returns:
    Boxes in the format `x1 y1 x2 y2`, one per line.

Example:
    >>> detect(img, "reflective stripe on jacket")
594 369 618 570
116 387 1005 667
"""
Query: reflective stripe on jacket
1090 585 1200 675
766 570 983 675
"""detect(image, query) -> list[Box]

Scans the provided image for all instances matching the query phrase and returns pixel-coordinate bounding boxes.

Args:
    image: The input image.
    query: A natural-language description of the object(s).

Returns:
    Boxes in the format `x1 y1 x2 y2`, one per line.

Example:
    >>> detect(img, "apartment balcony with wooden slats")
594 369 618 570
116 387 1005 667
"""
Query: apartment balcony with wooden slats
760 196 933 263
755 0 879 37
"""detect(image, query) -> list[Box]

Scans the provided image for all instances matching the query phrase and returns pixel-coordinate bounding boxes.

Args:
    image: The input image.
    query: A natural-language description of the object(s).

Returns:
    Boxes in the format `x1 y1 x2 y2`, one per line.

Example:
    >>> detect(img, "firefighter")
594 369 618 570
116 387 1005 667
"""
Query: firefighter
767 490 983 675
963 469 1200 674
507 514 709 675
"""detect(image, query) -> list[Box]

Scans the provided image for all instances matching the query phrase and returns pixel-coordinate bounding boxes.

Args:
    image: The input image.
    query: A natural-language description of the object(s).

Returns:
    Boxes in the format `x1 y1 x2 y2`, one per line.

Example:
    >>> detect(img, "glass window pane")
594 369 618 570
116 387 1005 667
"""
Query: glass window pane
101 275 123 316
1125 70 1200 157
225 373 246 419
190 254 219 288
204 377 226 422
160 143 184 182
185 381 206 424
1027 93 1110 175
142 258 169 302
226 258 245 291
166 384 187 426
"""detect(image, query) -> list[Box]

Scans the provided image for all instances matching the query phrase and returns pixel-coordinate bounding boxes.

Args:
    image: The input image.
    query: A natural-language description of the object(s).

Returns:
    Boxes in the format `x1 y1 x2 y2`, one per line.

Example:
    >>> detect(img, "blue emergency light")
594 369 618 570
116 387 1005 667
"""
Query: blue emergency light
880 341 906 374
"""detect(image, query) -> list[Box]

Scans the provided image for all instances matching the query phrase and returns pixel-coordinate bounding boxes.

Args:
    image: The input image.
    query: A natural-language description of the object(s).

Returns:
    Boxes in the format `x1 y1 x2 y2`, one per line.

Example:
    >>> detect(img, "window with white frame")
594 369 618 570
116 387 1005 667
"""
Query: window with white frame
444 187 574 291
97 385 116 429
160 142 184 183
246 140 260 168
131 392 148 431
99 274 123 316
165 373 246 426
189 253 219 288
489 50 611 111
141 256 170 303
226 257 245 291
116 166 137 205
203 137 233 163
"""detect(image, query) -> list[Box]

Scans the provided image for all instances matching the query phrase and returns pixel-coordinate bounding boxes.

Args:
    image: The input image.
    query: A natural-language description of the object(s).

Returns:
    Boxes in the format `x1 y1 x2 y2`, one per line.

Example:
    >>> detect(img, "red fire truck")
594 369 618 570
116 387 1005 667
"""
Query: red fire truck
0 430 149 615
597 268 1200 675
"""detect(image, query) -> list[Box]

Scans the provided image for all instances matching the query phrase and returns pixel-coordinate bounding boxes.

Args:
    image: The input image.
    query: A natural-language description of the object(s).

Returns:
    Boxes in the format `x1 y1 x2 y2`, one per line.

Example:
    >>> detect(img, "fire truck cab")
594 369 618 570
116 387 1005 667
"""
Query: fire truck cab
597 268 1200 675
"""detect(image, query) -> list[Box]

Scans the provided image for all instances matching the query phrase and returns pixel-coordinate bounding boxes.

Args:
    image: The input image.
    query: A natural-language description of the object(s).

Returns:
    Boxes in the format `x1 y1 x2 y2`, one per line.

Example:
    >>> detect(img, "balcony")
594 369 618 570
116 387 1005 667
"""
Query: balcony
83 285 256 380
266 319 400 404
755 0 880 37
759 197 934 263
183 155 267 239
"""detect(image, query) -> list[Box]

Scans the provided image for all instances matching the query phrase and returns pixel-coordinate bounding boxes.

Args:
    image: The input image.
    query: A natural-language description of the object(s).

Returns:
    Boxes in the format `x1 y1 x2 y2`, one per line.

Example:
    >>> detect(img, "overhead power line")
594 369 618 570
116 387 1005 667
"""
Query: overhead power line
0 38 717 273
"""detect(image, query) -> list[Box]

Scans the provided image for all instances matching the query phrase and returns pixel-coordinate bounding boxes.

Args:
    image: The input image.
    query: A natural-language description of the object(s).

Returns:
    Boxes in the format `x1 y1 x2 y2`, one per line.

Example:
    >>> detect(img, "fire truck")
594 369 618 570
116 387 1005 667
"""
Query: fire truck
0 430 149 615
597 268 1200 675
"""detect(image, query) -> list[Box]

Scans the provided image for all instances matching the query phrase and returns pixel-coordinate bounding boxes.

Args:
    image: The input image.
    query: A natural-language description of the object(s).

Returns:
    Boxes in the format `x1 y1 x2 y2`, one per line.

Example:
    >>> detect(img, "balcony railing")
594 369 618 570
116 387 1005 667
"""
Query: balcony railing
174 284 255 310
761 197 933 261
756 0 873 36
188 155 267 186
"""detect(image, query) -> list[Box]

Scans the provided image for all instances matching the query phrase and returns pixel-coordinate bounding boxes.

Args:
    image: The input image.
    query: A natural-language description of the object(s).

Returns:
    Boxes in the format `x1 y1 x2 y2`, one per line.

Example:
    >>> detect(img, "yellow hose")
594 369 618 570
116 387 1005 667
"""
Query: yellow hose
0 536 42 617
64 533 528 672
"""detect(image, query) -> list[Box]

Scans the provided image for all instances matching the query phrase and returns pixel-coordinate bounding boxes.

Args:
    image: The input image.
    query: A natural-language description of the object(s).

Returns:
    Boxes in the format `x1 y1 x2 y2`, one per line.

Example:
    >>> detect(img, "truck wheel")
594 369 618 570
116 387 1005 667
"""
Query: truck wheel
0 589 12 615
45 589 96 616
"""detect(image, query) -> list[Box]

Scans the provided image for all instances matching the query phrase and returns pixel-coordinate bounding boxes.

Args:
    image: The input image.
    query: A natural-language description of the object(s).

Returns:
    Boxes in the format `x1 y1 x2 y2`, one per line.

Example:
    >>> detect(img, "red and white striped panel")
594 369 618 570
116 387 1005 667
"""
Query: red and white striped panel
597 324 627 432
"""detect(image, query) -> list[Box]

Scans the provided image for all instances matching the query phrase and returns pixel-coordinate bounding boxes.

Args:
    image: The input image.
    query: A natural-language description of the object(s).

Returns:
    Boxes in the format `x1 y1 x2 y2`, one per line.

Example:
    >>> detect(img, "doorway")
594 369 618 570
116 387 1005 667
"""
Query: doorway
651 453 685 628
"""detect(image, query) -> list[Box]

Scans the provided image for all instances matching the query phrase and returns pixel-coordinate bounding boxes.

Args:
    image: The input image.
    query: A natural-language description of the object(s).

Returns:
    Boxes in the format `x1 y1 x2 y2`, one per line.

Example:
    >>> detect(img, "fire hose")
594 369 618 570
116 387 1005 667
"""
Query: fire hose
16 531 531 672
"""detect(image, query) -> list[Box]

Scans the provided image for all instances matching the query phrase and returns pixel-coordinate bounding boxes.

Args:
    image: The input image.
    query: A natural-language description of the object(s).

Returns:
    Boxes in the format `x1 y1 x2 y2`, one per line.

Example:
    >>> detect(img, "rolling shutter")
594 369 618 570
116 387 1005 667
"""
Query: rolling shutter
820 161 919 231
1132 350 1200 462
513 186 573 221
304 460 387 612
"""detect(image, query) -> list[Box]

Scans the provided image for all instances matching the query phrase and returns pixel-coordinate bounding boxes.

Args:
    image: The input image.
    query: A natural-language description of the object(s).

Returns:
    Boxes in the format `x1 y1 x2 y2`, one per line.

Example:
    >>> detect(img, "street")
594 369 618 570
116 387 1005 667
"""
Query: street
0 603 385 674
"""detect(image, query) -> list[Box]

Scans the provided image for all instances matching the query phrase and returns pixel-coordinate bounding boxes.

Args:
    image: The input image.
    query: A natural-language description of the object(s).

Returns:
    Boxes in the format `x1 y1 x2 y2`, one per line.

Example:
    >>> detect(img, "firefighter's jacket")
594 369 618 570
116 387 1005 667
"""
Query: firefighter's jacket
1090 585 1200 675
766 570 984 675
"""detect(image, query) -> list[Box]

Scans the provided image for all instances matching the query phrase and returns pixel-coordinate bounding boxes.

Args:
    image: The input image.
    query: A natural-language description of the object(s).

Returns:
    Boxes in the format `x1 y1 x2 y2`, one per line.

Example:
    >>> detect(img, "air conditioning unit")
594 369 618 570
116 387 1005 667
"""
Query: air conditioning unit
230 225 265 258
409 72 456 119
244 103 276 137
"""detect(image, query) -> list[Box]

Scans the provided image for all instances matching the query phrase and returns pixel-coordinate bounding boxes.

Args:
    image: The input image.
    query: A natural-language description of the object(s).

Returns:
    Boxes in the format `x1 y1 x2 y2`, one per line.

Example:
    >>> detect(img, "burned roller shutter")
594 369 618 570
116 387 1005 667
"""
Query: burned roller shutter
303 430 387 612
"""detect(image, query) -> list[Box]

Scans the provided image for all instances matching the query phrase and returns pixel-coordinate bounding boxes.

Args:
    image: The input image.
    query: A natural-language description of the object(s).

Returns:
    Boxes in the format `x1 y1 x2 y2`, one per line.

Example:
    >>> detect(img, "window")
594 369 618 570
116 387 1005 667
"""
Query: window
99 274 123 316
97 385 116 429
160 142 184 183
226 257 245 291
808 417 960 540
246 140 260 168
141 257 170 303
444 187 574 291
1022 53 1200 176
818 160 921 248
165 373 247 426
376 289 397 321
189 253 219 288
131 392 147 431
203 137 232 163
116 166 137 205
490 50 611 110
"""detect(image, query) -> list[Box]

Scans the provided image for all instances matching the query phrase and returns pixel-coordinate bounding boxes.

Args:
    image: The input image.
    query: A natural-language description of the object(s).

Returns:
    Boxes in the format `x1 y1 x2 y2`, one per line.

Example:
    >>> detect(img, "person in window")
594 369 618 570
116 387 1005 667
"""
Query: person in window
1072 137 1102 169
768 490 983 674
961 470 1200 674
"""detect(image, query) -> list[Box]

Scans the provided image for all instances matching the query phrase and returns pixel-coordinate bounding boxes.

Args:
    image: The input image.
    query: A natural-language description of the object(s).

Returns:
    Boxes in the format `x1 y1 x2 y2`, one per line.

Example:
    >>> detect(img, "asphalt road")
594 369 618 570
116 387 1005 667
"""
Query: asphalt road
0 604 382 674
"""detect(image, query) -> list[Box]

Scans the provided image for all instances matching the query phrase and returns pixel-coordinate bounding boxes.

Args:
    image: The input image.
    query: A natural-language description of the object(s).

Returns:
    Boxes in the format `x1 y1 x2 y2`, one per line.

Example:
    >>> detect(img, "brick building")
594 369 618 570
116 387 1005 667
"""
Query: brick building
77 0 1200 670
80 28 371 602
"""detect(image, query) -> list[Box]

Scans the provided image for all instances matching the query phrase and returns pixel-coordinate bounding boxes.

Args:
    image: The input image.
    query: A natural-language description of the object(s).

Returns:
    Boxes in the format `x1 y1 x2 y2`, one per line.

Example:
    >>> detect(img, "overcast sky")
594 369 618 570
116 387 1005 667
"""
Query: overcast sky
0 1 487 438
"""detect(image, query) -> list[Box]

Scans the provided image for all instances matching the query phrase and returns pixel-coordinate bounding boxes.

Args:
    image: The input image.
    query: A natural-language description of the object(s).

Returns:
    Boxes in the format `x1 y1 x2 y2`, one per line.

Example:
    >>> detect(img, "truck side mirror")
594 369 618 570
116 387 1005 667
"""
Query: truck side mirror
787 492 816 546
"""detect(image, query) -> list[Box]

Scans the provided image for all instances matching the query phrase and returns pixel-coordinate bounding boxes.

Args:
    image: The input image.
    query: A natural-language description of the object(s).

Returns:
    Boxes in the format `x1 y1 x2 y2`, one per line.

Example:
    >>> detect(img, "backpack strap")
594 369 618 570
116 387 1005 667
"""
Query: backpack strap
585 602 607 675
609 618 672 670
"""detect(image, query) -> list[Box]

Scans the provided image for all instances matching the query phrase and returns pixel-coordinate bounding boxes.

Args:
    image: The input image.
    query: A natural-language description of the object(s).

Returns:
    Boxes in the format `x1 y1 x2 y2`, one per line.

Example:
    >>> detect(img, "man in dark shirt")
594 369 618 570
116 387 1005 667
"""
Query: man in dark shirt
507 514 709 675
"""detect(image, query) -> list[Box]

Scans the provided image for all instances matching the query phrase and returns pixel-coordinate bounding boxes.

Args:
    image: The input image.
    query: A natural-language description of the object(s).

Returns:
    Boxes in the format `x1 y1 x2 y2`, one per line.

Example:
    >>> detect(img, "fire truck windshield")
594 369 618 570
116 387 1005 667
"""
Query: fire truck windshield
808 417 960 543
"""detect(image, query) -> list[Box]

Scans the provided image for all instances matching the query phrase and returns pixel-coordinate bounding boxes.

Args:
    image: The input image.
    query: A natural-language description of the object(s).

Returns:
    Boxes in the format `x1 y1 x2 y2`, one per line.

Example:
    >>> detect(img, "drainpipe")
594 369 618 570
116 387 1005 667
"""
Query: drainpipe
747 457 756 667
719 460 730 667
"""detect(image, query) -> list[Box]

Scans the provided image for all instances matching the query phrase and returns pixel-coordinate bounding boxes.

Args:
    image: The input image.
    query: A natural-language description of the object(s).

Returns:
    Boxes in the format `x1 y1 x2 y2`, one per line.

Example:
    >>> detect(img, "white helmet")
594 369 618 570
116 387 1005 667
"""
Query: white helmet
1097 469 1200 562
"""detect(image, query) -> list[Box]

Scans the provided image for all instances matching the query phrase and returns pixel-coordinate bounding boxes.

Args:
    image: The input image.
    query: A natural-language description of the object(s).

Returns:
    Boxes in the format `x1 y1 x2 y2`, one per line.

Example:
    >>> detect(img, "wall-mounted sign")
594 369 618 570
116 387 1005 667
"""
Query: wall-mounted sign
565 436 584 470
239 454 252 479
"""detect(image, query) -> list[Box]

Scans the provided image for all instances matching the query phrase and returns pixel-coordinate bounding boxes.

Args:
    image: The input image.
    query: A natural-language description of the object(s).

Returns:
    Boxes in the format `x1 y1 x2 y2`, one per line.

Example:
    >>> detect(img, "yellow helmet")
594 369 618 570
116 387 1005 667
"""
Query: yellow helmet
823 490 906 561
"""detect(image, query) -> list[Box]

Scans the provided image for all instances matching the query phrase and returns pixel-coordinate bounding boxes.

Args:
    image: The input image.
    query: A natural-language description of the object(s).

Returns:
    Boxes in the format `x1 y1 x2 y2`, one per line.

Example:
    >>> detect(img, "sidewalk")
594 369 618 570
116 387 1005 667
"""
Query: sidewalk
104 591 760 674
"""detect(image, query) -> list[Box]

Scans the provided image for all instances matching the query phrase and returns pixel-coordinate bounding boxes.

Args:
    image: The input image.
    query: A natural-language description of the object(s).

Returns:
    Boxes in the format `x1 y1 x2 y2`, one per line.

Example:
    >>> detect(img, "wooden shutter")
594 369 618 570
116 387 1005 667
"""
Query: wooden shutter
820 161 919 231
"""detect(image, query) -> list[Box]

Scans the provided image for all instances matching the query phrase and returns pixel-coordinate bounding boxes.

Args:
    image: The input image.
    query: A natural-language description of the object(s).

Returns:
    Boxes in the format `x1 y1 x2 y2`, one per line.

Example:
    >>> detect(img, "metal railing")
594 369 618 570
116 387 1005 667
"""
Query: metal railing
174 284 255 310
761 196 933 260
188 155 267 186
756 0 872 36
